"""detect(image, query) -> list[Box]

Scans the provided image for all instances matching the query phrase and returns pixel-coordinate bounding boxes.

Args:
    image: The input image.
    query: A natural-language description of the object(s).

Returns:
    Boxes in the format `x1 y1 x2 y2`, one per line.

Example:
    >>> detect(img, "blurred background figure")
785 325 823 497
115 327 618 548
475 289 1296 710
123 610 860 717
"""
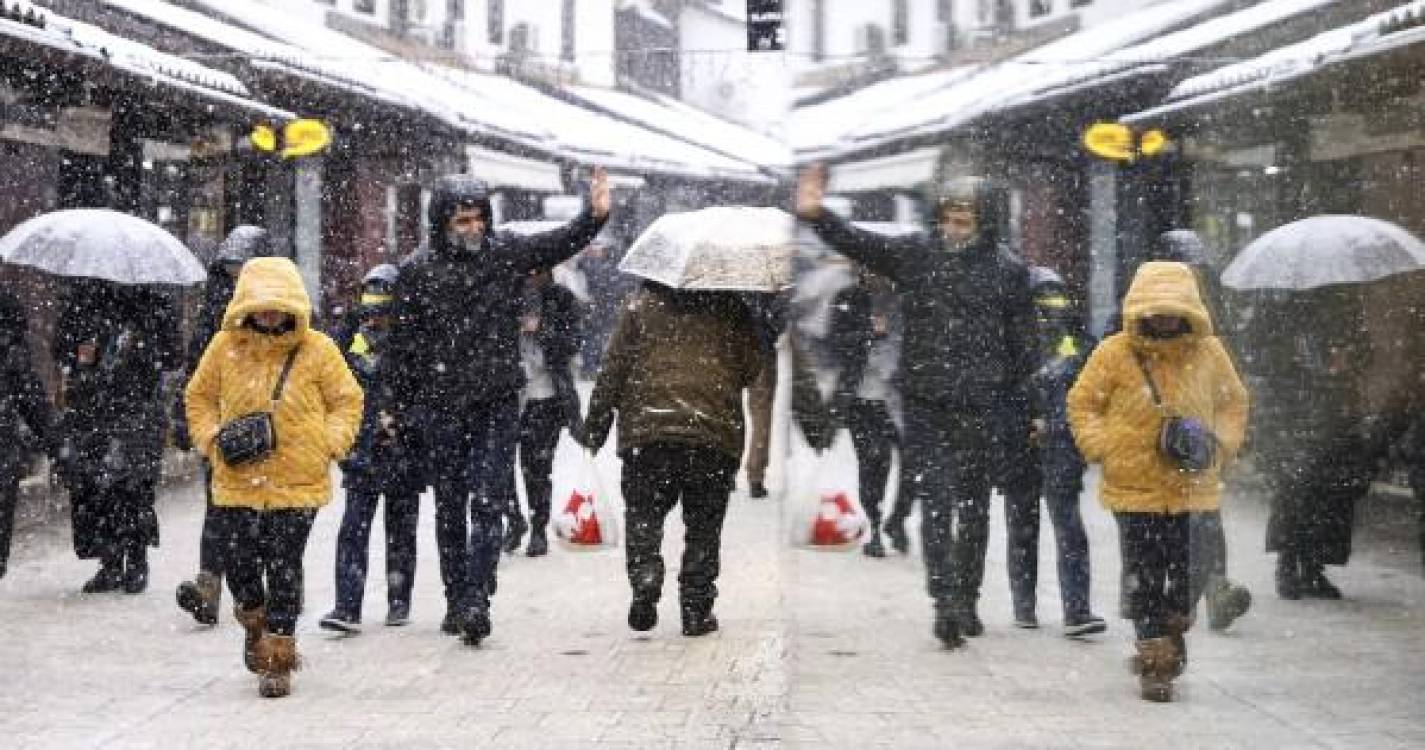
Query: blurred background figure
0 291 52 580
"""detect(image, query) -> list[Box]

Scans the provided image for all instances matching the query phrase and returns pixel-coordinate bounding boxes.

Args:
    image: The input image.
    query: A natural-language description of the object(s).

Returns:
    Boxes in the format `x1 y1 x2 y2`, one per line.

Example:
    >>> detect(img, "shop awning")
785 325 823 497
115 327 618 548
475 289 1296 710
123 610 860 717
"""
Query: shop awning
790 67 977 160
466 146 565 193
825 147 940 193
1125 1 1425 126
0 1 292 123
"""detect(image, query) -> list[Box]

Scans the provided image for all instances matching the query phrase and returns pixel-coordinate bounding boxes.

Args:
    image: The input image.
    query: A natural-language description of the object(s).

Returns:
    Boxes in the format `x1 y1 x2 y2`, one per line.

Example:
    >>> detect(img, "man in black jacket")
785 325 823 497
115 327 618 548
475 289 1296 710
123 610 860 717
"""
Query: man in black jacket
797 165 1039 648
386 169 609 646
0 292 52 580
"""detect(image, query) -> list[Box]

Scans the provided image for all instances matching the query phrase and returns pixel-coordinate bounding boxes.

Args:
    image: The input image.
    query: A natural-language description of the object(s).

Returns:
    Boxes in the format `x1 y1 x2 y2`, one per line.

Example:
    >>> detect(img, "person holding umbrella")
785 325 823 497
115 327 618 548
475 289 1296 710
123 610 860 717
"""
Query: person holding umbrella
185 256 363 698
53 281 182 593
174 225 277 625
0 291 52 580
384 168 609 646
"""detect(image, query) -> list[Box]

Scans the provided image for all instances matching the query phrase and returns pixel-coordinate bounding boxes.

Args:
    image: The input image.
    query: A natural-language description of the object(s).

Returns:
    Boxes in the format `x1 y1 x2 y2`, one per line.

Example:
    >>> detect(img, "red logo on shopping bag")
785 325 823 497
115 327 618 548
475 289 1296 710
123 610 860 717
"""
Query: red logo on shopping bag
559 491 605 546
810 492 863 546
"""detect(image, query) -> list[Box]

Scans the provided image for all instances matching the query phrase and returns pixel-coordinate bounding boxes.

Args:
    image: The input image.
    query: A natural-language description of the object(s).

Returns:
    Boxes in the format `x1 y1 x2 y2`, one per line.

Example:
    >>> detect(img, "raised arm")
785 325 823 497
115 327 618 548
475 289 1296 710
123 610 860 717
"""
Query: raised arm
515 167 612 273
796 164 922 281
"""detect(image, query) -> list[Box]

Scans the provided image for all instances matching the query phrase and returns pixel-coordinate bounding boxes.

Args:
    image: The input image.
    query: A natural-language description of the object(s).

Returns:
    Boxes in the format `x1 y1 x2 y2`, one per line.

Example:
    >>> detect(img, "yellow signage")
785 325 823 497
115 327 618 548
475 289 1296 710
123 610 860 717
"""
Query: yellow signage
1083 123 1136 162
250 124 278 152
281 119 332 159
1140 129 1171 157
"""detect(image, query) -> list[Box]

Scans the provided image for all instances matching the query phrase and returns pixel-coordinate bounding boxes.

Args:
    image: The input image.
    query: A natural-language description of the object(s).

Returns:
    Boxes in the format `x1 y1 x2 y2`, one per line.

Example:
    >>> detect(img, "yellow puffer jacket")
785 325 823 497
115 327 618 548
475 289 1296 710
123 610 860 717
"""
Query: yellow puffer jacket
1067 261 1248 514
185 257 363 511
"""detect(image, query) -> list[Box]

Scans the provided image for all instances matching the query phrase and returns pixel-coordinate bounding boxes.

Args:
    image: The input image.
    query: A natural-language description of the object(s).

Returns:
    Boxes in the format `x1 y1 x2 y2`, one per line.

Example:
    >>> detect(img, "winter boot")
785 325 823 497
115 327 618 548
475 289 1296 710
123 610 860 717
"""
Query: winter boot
1165 614 1193 677
385 602 411 627
884 518 910 555
81 557 124 594
862 530 886 558
1275 553 1302 600
955 602 985 637
460 607 492 646
748 482 768 499
254 634 300 699
503 513 528 555
176 571 222 625
681 601 719 637
933 602 964 649
439 610 460 636
526 527 548 558
1135 637 1178 703
1301 562 1342 599
122 545 148 595
234 605 267 674
628 594 659 632
1206 577 1253 631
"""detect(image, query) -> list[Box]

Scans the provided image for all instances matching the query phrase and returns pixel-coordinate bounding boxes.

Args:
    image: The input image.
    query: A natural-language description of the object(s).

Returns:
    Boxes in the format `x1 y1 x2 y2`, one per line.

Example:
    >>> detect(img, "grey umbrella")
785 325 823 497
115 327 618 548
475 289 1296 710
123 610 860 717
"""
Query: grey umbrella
0 208 206 286
620 206 795 292
1222 215 1425 291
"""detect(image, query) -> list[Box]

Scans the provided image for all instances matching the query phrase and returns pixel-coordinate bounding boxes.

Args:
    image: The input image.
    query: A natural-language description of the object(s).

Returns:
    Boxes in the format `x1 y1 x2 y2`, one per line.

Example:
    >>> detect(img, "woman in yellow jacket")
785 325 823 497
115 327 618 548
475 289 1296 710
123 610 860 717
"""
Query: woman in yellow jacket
1068 261 1247 703
185 257 363 698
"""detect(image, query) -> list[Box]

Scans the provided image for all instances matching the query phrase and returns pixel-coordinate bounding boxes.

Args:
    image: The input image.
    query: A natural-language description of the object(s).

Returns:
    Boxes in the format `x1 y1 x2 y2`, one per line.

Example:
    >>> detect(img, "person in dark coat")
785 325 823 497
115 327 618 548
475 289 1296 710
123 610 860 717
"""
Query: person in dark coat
385 169 610 646
504 267 583 558
319 263 426 633
578 281 763 637
1151 229 1254 630
1008 267 1106 636
826 267 900 557
798 166 1039 647
0 292 53 580
54 280 181 594
175 225 277 625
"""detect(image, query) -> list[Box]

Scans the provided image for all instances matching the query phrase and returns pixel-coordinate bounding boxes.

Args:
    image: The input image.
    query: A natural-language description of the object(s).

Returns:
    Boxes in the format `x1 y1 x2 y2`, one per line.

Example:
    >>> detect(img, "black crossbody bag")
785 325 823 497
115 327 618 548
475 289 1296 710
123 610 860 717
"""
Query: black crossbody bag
216 346 300 466
1132 350 1217 473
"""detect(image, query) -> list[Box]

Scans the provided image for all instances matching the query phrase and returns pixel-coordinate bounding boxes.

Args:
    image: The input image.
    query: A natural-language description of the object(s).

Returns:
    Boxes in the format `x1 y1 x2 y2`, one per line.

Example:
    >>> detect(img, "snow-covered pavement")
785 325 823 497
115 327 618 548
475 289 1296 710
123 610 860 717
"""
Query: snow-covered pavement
4 427 1425 748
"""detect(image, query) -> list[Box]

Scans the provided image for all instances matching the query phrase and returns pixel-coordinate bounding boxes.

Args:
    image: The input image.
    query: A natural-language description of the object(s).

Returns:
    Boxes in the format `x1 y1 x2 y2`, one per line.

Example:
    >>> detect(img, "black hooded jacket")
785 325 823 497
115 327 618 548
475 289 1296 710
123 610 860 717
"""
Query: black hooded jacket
387 176 607 413
805 201 1036 411
0 293 51 480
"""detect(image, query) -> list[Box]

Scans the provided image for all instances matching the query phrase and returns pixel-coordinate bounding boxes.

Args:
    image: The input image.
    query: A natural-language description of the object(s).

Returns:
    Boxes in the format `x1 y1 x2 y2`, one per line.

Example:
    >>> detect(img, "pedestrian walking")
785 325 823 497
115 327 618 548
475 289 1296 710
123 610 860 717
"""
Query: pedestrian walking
184 257 363 698
384 169 610 646
1153 229 1253 630
505 267 583 558
796 165 1039 647
1012 267 1105 636
174 225 276 625
53 280 181 594
826 267 900 557
578 281 764 636
1067 261 1248 702
0 292 52 580
319 264 426 634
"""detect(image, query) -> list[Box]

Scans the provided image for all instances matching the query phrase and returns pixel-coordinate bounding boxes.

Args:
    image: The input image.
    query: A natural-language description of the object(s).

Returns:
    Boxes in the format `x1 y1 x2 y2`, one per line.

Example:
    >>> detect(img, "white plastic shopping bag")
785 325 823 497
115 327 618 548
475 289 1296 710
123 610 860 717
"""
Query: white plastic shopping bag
788 437 870 551
553 451 622 551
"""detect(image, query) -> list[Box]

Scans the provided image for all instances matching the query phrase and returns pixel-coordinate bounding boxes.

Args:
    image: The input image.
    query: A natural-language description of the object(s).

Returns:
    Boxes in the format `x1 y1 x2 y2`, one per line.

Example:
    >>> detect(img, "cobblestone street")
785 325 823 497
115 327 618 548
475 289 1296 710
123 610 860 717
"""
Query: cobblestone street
4 432 1425 749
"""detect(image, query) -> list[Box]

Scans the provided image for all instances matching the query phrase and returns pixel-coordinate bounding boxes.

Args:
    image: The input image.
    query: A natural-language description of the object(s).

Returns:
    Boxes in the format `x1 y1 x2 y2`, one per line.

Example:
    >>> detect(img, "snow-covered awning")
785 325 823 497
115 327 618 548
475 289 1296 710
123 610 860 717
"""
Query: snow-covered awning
466 146 564 193
819 0 1234 157
1126 1 1425 125
568 85 791 173
790 67 977 160
825 147 939 193
0 0 291 122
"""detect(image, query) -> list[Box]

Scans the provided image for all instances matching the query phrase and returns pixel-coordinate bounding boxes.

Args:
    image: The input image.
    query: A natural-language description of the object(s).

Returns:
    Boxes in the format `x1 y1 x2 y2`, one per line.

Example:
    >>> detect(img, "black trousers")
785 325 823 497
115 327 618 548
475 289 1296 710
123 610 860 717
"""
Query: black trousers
196 462 229 575
334 488 419 615
1115 511 1216 639
846 400 897 531
514 397 566 532
622 443 737 606
0 475 16 575
220 507 317 636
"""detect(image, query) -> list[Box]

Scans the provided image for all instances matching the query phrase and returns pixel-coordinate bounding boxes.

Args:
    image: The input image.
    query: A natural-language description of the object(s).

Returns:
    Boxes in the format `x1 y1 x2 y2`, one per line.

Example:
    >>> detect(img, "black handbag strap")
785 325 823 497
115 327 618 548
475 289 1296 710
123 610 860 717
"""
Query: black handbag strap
270 346 301 406
1131 349 1166 412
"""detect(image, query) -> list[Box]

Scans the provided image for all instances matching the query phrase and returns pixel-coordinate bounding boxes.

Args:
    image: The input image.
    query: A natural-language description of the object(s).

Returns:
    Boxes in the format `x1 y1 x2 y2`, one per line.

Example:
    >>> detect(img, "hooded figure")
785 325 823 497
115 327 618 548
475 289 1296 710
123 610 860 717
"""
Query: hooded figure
174 225 278 626
384 170 608 646
184 256 363 699
799 170 1039 647
1067 261 1248 703
53 281 181 594
0 292 52 579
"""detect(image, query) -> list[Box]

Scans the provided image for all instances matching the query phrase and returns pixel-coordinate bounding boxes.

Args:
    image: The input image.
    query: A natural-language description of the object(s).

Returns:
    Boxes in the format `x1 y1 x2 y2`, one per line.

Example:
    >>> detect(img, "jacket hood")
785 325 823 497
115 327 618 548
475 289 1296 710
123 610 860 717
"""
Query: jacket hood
215 225 273 266
427 174 494 255
1121 261 1213 343
222 257 312 334
923 175 1007 249
1156 229 1209 267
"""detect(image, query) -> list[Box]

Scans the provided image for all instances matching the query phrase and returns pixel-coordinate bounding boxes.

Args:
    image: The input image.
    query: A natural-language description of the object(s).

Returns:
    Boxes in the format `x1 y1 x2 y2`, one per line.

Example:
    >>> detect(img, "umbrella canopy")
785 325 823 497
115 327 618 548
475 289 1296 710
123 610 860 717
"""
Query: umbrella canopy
0 209 206 286
1222 215 1425 291
620 206 794 292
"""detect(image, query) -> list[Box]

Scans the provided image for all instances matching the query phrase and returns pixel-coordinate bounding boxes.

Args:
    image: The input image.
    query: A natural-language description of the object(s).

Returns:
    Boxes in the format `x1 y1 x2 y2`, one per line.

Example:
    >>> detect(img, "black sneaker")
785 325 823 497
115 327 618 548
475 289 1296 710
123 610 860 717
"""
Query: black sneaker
440 610 460 635
385 603 411 627
934 606 964 649
526 530 548 558
958 609 985 637
1302 569 1342 600
1063 614 1107 637
884 519 910 555
749 482 768 499
81 563 124 594
461 608 492 646
319 609 363 634
503 514 528 554
1013 611 1040 630
628 598 658 632
681 604 719 637
862 534 886 558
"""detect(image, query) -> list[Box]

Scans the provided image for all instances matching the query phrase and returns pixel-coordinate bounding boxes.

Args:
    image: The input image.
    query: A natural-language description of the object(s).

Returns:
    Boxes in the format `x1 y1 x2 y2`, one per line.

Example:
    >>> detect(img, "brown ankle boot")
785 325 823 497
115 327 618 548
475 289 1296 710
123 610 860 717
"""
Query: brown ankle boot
1165 614 1194 677
233 605 266 674
255 634 300 698
1135 637 1178 702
